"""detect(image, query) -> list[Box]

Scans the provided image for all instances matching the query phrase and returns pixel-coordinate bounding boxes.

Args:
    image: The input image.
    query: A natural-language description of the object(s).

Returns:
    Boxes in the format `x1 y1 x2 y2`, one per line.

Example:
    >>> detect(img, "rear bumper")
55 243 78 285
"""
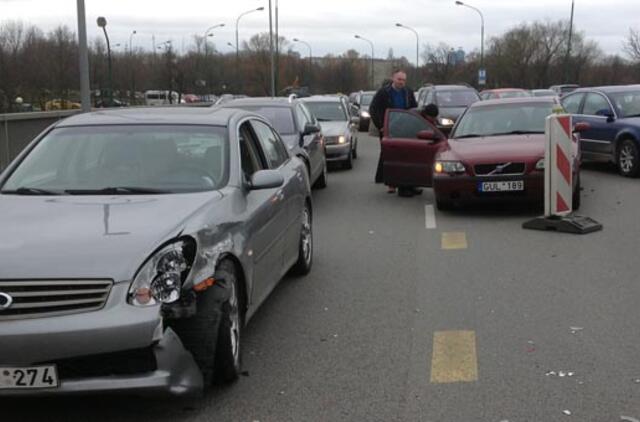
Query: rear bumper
326 143 351 161
433 173 544 204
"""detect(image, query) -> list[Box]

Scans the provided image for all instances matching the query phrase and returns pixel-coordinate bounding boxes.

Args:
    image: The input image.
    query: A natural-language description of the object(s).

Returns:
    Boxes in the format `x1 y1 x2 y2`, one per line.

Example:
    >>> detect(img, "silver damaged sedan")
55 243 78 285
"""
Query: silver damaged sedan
0 107 313 396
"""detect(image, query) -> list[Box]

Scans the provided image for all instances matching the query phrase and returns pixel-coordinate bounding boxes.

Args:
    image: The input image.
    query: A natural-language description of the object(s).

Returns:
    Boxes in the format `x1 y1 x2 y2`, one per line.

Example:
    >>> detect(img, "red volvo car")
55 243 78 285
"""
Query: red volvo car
380 97 585 210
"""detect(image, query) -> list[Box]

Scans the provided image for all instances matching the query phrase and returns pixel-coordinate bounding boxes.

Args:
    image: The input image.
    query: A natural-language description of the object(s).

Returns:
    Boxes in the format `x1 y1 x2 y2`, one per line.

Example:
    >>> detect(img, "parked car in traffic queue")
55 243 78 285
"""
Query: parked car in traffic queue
220 97 328 189
417 84 481 135
301 95 358 169
0 107 314 396
381 97 585 210
351 91 375 131
560 85 640 177
479 88 531 100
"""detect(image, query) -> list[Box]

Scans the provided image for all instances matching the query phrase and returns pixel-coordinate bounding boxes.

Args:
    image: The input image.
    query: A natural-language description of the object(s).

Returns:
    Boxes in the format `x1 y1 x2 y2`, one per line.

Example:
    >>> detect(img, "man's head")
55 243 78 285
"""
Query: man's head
391 69 407 90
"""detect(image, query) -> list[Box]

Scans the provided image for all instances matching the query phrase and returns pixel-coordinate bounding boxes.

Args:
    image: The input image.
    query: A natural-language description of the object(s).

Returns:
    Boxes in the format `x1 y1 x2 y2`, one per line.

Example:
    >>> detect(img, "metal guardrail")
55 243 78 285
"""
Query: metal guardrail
0 103 215 170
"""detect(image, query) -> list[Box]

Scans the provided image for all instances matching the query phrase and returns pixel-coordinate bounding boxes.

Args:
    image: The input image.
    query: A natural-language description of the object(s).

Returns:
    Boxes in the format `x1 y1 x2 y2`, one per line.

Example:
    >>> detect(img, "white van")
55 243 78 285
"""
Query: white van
144 90 180 106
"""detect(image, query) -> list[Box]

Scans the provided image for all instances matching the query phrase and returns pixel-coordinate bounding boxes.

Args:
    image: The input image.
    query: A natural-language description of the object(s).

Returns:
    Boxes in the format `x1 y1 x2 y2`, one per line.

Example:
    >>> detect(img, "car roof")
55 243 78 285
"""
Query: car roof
572 85 640 94
430 85 475 91
221 97 298 108
55 106 249 127
482 88 528 93
469 97 557 108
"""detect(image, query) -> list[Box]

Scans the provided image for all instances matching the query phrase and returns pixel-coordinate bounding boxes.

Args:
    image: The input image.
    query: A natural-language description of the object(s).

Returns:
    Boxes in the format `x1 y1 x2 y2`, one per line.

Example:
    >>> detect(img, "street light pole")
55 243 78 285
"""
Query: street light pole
235 7 264 93
355 34 374 89
455 1 484 69
203 23 224 56
76 0 91 112
129 30 137 53
268 0 276 96
97 16 113 105
293 38 312 87
395 23 420 84
564 0 575 83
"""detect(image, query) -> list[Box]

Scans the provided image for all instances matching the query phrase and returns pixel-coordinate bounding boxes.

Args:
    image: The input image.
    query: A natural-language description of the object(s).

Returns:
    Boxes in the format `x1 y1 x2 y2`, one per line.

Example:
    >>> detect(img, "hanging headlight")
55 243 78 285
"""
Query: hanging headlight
128 240 195 307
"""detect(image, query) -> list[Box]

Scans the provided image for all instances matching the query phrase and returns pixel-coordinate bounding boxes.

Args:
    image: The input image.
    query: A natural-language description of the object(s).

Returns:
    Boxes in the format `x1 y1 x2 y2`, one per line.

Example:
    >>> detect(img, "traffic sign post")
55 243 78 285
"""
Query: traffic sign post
523 114 602 234
478 68 486 86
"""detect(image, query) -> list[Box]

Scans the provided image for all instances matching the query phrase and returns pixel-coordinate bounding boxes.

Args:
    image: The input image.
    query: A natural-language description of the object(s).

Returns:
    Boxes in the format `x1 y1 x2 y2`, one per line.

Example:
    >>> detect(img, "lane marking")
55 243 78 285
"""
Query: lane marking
430 330 478 383
425 205 436 229
441 232 468 250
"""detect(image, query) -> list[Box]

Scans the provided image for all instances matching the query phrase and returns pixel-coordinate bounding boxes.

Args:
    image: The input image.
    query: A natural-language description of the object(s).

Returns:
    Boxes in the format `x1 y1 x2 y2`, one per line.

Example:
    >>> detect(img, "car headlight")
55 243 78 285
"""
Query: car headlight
338 135 346 144
535 158 545 170
439 118 455 126
434 160 466 174
360 111 370 118
128 239 195 307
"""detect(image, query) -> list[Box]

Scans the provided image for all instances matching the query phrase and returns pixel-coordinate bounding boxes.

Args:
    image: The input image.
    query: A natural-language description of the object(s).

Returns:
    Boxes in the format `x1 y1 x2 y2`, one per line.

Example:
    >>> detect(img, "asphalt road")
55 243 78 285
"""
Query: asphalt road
5 133 640 422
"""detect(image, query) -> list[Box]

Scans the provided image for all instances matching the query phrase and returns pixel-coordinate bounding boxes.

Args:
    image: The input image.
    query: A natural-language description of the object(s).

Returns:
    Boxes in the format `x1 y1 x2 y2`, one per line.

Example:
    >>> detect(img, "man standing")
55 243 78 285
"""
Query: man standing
370 69 418 194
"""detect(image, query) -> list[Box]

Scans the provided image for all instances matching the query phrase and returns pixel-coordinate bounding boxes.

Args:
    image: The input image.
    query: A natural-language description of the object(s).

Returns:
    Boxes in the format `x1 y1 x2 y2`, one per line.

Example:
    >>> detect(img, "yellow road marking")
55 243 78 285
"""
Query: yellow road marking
441 232 468 250
430 330 478 383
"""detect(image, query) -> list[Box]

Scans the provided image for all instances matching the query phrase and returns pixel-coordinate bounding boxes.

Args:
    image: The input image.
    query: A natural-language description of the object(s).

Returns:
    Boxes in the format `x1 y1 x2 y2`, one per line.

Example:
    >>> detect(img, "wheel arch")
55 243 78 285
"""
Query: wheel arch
216 253 248 323
614 130 640 158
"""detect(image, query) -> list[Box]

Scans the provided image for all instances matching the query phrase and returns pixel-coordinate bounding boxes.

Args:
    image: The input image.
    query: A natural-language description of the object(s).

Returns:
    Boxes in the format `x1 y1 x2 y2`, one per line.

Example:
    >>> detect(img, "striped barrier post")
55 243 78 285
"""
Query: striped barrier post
523 113 602 234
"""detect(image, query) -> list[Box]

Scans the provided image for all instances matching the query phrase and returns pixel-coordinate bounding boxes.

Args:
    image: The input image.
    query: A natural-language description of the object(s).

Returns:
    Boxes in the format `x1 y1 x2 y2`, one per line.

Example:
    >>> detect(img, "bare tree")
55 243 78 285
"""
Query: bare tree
623 28 640 62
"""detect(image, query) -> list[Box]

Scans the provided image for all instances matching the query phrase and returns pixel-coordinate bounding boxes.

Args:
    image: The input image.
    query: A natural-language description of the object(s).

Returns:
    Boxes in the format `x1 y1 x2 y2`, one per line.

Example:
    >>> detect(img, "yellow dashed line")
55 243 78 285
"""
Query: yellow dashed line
430 330 478 383
441 232 468 250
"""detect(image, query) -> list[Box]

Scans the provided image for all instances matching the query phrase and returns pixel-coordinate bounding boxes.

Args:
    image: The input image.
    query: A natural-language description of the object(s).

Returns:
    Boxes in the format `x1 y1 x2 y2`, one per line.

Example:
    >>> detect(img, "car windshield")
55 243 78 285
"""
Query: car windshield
608 90 640 118
238 106 296 135
561 86 578 94
452 103 556 138
533 90 556 97
361 94 374 106
1 125 228 195
436 90 479 107
304 101 348 121
499 91 530 99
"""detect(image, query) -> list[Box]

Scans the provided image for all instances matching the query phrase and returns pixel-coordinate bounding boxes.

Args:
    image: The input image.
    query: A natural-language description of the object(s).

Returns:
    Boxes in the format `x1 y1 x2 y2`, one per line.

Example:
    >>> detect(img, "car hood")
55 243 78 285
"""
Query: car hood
319 121 349 137
0 192 222 281
439 106 468 121
439 134 546 163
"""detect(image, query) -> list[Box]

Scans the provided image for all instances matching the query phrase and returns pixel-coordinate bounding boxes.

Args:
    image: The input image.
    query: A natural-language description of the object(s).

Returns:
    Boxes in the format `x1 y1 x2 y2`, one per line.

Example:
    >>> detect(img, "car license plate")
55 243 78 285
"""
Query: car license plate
478 181 524 192
0 365 59 389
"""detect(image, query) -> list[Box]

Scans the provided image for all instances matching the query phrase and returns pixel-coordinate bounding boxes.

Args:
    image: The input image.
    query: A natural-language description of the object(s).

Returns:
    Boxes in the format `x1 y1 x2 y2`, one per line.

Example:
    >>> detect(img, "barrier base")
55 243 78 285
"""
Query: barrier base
522 214 603 234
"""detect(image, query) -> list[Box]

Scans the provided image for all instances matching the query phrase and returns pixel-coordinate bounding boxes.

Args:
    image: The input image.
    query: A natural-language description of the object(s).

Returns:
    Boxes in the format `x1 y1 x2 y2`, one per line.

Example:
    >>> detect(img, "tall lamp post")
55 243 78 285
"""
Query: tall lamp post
129 30 137 53
355 34 374 89
293 38 312 87
203 23 225 56
395 23 420 83
97 16 113 105
455 1 484 84
564 0 575 83
76 0 91 112
235 7 264 92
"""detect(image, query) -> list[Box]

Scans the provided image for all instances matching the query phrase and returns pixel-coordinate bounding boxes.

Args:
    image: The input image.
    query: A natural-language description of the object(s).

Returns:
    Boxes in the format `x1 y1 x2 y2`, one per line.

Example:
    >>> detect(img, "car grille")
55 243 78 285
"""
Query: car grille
474 162 525 176
0 279 113 321
325 136 339 145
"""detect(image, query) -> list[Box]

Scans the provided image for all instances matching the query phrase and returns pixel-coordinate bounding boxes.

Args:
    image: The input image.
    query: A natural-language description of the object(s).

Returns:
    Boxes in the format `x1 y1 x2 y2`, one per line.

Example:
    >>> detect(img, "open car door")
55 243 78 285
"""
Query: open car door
381 109 446 188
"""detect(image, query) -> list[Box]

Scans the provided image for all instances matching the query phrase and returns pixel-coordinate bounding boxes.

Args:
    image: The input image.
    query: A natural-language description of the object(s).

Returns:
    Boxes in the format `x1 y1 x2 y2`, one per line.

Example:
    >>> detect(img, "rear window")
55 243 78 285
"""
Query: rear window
436 90 479 107
237 106 296 135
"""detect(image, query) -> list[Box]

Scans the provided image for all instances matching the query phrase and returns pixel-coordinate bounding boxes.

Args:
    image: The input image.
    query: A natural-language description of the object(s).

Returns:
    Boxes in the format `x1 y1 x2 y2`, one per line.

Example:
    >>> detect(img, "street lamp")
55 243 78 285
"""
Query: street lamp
455 1 484 70
293 38 313 86
203 23 225 55
97 16 113 104
76 0 91 112
355 34 374 89
564 0 575 83
395 23 420 84
235 7 264 92
129 30 137 53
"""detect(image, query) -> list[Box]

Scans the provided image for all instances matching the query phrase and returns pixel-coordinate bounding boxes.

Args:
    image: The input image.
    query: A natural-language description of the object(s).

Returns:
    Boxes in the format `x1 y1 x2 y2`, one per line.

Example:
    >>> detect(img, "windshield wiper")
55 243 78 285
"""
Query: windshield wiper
454 134 484 139
65 186 170 195
1 187 63 195
489 130 544 136
624 113 640 118
316 118 332 122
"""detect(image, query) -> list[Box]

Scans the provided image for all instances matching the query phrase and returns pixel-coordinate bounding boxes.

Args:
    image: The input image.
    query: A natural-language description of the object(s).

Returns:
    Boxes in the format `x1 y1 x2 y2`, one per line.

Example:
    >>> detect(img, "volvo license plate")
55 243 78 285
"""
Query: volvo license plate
0 365 58 389
478 181 524 192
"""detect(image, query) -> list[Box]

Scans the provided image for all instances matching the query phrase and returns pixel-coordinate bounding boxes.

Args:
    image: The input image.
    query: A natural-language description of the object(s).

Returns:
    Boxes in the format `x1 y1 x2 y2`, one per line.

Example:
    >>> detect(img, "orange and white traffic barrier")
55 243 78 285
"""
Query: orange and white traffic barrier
545 114 574 217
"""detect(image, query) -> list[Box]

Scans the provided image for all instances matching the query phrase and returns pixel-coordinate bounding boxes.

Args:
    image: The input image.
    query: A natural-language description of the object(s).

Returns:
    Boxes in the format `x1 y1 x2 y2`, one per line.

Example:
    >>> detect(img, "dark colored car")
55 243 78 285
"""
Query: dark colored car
417 84 481 134
550 84 579 97
561 85 640 177
95 98 128 108
301 95 359 169
220 97 328 189
351 91 375 131
0 107 313 396
380 97 583 210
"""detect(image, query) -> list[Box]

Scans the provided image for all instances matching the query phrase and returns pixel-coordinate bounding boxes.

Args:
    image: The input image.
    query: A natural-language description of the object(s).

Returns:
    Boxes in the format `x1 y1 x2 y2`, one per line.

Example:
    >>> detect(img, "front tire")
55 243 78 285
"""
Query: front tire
312 160 328 189
343 150 353 169
436 197 454 211
617 139 640 177
213 260 243 384
290 205 313 276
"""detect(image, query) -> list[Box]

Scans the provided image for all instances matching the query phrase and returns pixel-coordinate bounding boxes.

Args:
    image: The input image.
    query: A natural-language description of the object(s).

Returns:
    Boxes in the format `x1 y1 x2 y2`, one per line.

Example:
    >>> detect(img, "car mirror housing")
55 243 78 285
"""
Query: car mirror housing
250 170 284 190
303 123 321 136
573 122 591 133
416 130 438 141
350 116 359 125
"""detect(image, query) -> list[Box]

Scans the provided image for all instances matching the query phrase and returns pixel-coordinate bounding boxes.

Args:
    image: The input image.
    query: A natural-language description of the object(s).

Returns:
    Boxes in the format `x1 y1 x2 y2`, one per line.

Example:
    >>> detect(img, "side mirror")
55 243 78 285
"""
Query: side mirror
350 116 359 125
573 122 591 133
250 170 284 190
417 130 438 141
303 123 321 136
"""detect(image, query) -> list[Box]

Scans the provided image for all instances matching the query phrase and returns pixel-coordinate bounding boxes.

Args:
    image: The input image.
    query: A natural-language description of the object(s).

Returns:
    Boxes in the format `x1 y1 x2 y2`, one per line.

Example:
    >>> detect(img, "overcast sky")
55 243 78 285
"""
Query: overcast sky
1 0 637 63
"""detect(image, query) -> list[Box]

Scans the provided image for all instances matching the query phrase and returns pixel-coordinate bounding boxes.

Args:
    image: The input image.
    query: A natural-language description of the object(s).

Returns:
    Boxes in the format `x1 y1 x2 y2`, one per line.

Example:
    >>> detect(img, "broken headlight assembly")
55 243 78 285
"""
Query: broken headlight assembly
128 239 196 307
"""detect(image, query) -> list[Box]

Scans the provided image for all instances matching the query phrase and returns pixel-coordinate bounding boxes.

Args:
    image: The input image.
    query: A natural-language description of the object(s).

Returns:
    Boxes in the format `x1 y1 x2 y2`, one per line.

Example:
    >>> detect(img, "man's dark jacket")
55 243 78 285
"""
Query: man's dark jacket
369 85 418 134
